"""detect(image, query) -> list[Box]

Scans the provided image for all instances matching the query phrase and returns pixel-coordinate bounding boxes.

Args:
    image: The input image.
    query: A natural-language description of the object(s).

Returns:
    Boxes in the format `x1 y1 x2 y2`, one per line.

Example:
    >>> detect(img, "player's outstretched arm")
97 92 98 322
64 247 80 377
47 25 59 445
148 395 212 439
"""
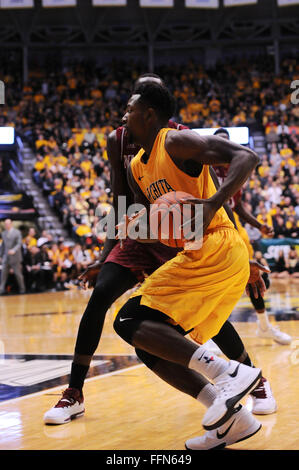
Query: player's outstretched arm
99 130 133 262
116 163 158 243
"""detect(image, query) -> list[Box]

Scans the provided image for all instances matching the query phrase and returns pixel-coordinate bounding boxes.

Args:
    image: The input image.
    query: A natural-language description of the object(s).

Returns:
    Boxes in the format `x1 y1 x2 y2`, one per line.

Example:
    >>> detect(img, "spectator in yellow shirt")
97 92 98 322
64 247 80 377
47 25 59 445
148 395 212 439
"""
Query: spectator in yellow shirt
257 208 273 236
23 227 37 249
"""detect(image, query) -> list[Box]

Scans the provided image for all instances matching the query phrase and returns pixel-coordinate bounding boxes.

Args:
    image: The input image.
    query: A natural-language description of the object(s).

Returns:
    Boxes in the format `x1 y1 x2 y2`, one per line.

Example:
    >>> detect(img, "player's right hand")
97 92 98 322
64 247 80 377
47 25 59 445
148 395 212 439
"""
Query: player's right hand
78 262 103 289
246 260 271 299
260 224 274 237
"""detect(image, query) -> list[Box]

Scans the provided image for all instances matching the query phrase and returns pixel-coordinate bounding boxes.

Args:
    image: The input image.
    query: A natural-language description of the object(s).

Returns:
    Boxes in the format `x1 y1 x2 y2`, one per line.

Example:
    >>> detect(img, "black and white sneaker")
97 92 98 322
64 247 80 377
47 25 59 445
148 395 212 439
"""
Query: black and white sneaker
186 405 261 450
202 360 261 430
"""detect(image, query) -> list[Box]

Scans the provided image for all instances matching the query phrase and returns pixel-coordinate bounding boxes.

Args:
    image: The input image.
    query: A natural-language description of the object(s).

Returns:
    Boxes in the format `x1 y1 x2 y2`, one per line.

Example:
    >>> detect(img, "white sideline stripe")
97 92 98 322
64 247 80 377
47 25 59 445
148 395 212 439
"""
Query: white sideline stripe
0 364 145 406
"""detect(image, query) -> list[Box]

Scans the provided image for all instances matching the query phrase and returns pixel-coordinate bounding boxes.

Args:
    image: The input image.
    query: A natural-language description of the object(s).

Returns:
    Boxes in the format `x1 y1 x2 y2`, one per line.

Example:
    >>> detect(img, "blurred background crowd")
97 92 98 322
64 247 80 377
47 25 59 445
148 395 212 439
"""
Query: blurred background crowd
0 54 299 293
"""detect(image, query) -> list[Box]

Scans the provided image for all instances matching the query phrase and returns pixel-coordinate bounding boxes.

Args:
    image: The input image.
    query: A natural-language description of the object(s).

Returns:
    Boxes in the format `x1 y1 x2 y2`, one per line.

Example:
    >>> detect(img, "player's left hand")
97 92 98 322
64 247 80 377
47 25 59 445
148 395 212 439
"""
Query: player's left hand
78 262 103 289
246 260 271 298
116 208 147 246
260 224 274 237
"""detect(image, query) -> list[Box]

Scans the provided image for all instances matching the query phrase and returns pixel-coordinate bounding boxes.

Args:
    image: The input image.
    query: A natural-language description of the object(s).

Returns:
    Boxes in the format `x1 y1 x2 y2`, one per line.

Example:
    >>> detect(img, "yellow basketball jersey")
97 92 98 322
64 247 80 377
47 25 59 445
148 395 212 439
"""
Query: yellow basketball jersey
130 128 234 232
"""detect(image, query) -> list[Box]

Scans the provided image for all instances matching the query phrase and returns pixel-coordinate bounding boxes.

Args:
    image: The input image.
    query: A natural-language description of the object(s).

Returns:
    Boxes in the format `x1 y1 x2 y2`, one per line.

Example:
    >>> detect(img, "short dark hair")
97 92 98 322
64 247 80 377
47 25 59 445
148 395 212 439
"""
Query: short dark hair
134 73 164 91
133 82 176 123
214 127 229 137
138 73 163 82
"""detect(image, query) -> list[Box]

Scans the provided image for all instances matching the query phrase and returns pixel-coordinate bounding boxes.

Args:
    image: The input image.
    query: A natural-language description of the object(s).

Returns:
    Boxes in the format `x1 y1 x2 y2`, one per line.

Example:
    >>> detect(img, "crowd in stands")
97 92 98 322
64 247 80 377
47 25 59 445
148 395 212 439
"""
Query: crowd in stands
22 228 101 292
0 225 100 294
0 54 299 292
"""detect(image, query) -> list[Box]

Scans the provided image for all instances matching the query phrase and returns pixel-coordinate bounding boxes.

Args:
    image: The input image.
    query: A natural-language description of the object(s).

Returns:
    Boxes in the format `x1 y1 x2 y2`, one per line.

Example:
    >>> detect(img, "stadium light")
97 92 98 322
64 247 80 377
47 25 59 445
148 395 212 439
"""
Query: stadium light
0 127 15 146
193 127 250 145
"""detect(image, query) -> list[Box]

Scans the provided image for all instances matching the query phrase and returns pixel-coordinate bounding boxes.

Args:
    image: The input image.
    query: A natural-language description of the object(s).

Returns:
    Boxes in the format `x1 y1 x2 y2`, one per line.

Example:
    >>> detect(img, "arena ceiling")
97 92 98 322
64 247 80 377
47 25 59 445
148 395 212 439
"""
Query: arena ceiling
0 0 298 50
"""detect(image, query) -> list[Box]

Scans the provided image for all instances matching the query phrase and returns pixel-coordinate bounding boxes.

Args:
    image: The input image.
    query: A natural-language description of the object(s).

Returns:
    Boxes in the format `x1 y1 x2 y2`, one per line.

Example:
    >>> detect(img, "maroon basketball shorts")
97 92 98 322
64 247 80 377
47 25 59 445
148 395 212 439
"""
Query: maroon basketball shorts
104 238 180 282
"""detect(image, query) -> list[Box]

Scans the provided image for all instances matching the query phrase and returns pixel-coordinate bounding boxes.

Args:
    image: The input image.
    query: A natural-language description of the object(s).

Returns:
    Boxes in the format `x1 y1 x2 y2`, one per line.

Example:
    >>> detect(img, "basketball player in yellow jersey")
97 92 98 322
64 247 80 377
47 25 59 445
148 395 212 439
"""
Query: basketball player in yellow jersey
113 82 267 447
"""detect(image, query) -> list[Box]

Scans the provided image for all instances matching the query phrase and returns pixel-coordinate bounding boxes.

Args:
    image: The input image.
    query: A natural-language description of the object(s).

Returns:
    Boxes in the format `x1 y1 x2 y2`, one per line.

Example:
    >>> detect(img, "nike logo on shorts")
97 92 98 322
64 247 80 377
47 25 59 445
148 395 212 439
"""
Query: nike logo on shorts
119 317 134 322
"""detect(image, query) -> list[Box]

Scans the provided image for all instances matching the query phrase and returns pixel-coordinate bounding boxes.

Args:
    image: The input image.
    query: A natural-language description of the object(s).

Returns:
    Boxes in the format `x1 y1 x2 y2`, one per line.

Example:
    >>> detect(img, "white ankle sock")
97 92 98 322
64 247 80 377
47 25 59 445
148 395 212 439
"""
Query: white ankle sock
257 312 271 330
196 383 217 408
188 346 230 381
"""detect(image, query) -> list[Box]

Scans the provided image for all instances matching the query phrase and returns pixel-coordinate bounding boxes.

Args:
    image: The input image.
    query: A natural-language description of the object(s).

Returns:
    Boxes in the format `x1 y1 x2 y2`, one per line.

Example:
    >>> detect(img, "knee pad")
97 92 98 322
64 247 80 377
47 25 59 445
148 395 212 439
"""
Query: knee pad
262 272 270 290
113 295 184 346
113 314 139 345
113 297 143 345
250 293 265 311
248 284 265 310
135 348 160 370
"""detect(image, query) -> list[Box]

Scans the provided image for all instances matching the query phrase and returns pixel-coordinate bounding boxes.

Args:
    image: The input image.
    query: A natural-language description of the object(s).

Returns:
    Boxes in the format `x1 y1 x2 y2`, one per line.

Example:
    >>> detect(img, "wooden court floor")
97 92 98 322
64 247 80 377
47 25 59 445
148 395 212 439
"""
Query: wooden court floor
0 280 298 451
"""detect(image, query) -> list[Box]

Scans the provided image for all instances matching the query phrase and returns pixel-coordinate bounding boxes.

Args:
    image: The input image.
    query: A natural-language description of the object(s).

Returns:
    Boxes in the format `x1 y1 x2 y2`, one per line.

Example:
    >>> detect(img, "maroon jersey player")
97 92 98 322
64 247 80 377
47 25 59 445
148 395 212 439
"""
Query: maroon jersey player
213 128 273 236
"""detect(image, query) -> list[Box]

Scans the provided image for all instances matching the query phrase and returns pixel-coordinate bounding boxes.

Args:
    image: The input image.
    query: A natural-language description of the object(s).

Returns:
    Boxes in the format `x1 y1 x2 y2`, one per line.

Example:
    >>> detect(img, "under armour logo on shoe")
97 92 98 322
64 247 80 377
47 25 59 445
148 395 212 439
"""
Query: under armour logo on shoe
203 355 214 364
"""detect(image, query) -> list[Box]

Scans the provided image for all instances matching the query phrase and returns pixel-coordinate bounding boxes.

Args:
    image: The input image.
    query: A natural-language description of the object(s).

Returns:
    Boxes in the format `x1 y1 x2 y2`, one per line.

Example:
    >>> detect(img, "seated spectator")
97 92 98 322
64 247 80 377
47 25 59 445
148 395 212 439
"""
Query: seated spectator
245 222 262 251
272 214 288 238
265 121 279 147
277 120 290 142
47 242 72 290
47 243 62 285
282 197 296 216
268 144 282 176
287 247 299 280
39 244 54 290
269 203 284 221
284 216 299 239
271 249 289 279
35 133 49 152
69 208 83 239
82 124 96 147
37 230 53 248
280 143 296 176
24 245 44 292
71 243 93 278
74 223 93 244
254 250 269 268
257 155 270 183
23 227 37 249
265 179 282 205
256 207 273 235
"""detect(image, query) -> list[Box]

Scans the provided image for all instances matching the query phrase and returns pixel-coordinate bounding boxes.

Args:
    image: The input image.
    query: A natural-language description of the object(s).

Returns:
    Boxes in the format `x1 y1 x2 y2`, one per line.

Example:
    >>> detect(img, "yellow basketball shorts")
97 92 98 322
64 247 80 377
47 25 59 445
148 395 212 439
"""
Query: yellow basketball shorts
130 227 250 345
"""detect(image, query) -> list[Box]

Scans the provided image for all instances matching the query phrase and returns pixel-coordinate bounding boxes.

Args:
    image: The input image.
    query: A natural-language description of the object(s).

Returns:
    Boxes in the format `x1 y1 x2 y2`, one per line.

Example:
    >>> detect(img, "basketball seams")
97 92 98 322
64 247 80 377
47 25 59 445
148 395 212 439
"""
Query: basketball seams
150 191 195 248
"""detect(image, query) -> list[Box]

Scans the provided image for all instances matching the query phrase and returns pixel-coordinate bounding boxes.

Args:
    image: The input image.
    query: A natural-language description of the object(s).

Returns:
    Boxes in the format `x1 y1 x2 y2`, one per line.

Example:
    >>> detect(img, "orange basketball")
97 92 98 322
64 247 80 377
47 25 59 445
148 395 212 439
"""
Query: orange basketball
149 191 196 248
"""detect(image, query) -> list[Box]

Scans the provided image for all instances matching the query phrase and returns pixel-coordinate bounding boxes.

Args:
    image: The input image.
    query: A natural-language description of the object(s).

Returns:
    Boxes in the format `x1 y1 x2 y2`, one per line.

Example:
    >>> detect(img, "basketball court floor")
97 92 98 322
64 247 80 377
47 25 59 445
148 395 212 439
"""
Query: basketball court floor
0 279 298 451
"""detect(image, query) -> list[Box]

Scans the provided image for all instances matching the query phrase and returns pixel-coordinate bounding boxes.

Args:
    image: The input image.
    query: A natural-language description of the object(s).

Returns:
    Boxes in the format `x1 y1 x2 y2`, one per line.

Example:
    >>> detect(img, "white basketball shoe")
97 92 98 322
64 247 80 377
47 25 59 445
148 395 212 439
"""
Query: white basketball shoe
256 323 291 345
186 405 261 450
202 360 261 430
250 377 277 415
44 388 85 425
